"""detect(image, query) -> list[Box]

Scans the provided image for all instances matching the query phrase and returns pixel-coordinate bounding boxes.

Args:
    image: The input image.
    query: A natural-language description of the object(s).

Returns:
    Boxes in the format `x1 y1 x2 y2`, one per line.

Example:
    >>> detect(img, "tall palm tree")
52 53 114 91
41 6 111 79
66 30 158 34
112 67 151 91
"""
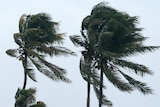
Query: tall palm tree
6 13 75 89
15 88 46 107
70 2 159 107
70 17 112 107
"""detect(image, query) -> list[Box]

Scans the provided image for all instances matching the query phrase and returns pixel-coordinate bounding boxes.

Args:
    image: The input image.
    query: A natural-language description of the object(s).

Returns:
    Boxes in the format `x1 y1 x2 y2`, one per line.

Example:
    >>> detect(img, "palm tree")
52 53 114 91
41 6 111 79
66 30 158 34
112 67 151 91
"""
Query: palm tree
70 17 112 107
6 13 75 89
70 2 159 107
15 88 46 107
70 33 112 107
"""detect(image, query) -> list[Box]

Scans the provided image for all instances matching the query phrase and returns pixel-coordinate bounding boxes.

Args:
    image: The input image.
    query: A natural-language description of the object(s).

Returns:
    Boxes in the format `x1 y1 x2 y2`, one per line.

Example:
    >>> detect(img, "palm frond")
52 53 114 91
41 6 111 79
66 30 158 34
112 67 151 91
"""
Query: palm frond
113 58 153 76
28 41 76 57
28 13 54 30
93 85 112 107
70 35 86 47
6 49 19 58
27 13 64 44
49 46 76 56
22 59 37 82
24 28 43 41
36 44 55 56
120 46 160 57
31 101 46 107
14 33 24 46
81 15 91 32
92 66 101 87
15 88 36 107
120 72 153 94
80 56 101 87
91 2 110 15
103 63 133 92
25 48 45 58
101 50 123 58
26 48 71 83
39 58 71 83
19 14 27 33
80 56 92 82
29 56 71 83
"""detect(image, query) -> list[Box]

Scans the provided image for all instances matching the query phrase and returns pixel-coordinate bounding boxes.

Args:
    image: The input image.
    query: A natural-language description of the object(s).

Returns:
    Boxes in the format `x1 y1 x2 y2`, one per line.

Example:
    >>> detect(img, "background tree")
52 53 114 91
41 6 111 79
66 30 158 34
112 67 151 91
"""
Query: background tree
70 2 159 107
15 88 46 107
31 101 46 107
6 13 75 89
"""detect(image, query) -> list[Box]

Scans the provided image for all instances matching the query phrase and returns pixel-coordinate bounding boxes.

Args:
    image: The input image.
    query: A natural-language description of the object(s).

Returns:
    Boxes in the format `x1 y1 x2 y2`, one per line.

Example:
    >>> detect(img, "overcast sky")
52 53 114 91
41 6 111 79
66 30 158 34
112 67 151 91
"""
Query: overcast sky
1 0 160 107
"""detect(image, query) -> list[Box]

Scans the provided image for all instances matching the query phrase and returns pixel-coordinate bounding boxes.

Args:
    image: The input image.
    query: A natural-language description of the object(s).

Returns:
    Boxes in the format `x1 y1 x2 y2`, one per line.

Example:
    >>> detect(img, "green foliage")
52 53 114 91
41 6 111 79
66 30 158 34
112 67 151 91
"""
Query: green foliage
93 86 112 107
15 88 36 107
19 13 63 44
82 2 159 57
31 101 46 107
6 13 75 89
70 1 159 107
15 88 46 107
82 1 158 94
6 49 19 57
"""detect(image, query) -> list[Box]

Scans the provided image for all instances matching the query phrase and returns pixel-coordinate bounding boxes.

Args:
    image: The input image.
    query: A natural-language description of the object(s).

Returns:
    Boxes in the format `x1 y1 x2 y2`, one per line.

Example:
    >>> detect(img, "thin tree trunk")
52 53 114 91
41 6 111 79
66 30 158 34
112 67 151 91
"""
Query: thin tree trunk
87 81 90 107
99 69 103 107
22 52 27 90
22 71 27 90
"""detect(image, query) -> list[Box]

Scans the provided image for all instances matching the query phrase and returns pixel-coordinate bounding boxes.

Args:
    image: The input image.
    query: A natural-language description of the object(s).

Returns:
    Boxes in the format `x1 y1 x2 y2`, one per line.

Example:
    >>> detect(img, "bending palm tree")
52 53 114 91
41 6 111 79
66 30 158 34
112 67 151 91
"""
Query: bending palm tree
6 13 75 89
70 17 112 107
70 2 159 107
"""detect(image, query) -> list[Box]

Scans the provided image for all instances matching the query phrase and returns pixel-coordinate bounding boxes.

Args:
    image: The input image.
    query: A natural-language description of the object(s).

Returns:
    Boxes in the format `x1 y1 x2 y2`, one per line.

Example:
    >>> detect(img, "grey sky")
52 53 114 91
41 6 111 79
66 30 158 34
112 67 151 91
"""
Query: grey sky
1 0 160 107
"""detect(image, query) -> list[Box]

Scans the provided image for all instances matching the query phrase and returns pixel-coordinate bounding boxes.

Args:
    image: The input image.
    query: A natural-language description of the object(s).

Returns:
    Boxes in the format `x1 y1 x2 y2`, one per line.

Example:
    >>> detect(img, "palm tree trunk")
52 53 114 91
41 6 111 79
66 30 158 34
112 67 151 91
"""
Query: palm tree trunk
22 52 27 90
87 81 90 107
99 69 103 107
22 70 27 90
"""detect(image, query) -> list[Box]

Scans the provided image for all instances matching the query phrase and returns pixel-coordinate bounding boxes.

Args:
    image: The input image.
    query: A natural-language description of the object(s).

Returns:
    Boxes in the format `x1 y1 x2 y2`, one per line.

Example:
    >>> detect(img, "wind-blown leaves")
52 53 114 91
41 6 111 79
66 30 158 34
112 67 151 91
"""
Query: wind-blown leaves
113 58 153 76
120 72 153 94
15 88 46 107
80 56 92 82
28 56 71 83
6 13 75 89
119 46 160 57
70 2 159 107
50 46 76 56
93 86 112 107
22 59 36 82
19 14 27 33
103 63 133 92
30 41 76 57
80 56 112 106
15 88 36 107
6 49 19 58
70 35 86 47
80 56 100 86
31 101 46 107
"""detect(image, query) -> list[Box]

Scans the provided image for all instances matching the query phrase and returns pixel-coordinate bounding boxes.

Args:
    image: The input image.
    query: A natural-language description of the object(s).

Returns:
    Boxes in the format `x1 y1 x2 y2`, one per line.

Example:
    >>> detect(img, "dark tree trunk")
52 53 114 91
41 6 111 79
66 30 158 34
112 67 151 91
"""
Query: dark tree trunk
87 81 90 107
22 52 27 90
99 69 103 107
22 70 27 90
